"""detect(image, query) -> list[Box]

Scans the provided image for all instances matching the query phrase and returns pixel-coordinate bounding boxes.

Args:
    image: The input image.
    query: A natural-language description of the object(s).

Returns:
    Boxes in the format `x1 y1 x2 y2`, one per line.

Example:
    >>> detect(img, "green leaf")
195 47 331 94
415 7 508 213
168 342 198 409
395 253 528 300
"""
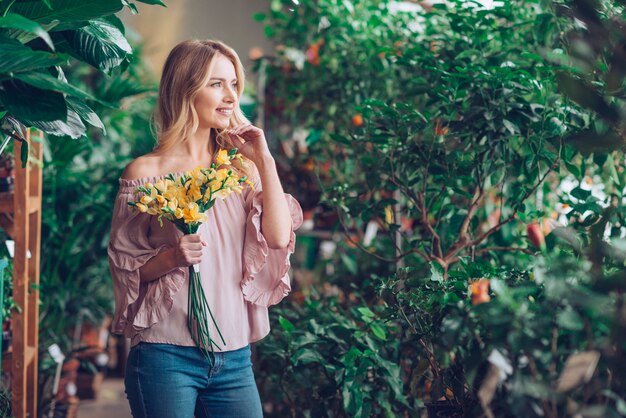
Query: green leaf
252 12 266 22
370 322 387 341
65 97 105 132
10 0 125 26
430 262 444 282
102 14 125 35
0 39 68 73
455 49 479 60
305 129 321 146
62 19 132 73
357 307 375 319
135 0 167 6
0 79 66 122
0 13 55 50
26 109 86 138
123 1 139 15
278 315 295 334
607 153 620 186
12 70 99 103
20 139 29 168
341 347 363 366
570 187 591 201
293 348 321 366
340 253 358 275
503 119 517 135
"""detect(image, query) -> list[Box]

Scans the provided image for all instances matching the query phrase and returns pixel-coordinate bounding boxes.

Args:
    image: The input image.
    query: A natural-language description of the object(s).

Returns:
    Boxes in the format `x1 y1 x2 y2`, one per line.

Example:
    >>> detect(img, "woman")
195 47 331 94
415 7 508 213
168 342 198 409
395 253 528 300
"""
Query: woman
108 39 303 418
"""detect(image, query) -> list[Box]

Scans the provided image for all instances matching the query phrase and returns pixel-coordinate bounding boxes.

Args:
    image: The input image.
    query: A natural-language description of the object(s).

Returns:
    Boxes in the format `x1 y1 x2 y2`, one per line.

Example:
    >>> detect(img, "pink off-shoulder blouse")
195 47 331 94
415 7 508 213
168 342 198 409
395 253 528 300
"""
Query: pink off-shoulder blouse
107 171 303 351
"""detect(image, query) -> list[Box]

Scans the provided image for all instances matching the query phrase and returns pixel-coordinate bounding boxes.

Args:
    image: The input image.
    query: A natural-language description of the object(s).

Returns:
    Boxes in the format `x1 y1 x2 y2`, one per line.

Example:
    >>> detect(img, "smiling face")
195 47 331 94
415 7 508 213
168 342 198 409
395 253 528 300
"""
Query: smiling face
193 54 239 130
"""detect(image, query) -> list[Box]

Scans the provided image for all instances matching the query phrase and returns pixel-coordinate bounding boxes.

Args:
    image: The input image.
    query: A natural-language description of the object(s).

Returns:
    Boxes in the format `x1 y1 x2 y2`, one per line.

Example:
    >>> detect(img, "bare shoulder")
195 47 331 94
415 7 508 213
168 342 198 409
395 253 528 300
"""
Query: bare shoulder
121 154 162 180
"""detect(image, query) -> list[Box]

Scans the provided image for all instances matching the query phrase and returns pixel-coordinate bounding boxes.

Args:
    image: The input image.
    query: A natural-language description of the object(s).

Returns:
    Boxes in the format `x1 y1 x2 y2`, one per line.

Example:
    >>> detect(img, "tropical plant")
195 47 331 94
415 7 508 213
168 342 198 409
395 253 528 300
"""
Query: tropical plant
0 0 164 166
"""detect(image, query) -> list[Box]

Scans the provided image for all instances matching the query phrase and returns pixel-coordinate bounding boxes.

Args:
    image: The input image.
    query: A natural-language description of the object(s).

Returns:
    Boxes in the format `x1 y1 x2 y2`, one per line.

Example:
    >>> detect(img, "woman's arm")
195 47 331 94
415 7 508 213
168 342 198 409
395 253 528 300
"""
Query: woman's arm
138 248 178 283
256 155 292 249
227 124 292 249
138 235 206 282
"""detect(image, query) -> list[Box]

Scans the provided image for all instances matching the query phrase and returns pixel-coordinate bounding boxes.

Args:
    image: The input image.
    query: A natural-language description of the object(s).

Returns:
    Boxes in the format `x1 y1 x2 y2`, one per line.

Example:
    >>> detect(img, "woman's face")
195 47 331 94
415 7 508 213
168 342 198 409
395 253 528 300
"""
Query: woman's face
194 54 238 130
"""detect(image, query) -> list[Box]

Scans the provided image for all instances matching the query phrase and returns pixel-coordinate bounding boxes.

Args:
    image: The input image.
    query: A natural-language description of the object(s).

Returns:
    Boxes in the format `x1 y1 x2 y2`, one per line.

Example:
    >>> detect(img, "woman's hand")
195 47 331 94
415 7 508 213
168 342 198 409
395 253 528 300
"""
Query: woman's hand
225 124 272 164
173 234 207 267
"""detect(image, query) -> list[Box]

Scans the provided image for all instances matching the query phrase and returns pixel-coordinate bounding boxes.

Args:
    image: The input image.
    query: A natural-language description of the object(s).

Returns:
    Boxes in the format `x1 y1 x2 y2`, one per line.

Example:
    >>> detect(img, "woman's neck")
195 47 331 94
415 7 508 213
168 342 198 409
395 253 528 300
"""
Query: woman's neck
181 128 215 160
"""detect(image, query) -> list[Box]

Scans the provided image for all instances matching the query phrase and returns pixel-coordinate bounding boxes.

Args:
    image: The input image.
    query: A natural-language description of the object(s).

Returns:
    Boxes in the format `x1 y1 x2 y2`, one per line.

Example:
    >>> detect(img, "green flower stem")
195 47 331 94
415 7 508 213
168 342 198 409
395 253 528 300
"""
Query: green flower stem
187 265 226 365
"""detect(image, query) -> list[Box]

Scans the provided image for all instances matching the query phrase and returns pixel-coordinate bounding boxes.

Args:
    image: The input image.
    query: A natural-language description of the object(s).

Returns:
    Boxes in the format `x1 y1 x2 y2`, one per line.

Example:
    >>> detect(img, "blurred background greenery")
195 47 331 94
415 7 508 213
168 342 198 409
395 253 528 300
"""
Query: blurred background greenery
1 0 626 417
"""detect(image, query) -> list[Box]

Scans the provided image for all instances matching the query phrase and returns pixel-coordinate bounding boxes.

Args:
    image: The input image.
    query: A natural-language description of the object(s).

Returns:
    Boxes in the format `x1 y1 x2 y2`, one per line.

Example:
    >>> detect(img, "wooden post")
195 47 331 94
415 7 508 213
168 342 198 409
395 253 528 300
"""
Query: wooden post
26 132 42 418
13 133 30 418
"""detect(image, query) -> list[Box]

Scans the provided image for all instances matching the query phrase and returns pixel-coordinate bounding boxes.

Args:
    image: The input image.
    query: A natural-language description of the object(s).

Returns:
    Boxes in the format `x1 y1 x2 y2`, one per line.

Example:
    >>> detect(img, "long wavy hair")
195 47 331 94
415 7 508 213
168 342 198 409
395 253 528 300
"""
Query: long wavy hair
153 39 254 178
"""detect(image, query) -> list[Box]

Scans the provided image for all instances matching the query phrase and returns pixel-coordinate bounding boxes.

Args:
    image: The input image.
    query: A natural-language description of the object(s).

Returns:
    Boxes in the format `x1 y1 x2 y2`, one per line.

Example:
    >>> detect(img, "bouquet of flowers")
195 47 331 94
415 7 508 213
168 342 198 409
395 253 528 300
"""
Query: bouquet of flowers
128 149 253 361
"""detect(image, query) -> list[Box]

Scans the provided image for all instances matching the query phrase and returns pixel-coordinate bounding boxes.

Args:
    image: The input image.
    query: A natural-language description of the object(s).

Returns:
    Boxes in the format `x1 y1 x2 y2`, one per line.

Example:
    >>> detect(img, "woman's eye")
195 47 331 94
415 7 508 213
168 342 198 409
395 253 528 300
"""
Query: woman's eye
211 82 221 87
232 83 238 89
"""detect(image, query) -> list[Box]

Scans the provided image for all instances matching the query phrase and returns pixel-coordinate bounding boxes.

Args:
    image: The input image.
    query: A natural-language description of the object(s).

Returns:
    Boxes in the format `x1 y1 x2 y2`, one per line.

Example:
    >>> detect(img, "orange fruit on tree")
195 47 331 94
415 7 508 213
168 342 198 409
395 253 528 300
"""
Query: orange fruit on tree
352 114 364 126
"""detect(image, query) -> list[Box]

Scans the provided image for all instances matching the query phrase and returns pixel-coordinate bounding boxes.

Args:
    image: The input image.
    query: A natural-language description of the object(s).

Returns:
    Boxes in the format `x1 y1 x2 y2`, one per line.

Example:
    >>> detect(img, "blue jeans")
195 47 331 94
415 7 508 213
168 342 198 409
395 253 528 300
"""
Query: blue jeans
124 342 263 418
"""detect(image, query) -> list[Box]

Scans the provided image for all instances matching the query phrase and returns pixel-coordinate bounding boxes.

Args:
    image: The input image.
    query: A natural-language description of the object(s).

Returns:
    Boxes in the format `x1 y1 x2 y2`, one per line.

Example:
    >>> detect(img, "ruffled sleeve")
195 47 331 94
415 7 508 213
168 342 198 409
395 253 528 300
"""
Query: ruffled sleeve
241 173 303 307
108 178 186 338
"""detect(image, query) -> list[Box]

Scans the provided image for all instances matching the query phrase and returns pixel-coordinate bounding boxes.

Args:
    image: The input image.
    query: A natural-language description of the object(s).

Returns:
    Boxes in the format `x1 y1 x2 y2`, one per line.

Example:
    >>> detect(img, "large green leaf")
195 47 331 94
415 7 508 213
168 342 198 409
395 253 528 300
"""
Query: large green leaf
11 70 99 103
10 0 124 26
0 36 68 73
66 97 105 132
26 109 85 138
0 13 55 50
62 19 132 72
0 79 66 122
135 0 167 6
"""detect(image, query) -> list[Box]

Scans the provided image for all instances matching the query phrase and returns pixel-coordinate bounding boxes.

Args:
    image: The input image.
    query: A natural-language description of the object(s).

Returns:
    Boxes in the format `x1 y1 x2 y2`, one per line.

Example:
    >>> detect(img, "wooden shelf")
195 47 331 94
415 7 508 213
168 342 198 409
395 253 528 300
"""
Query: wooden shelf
0 192 40 215
1 345 37 371
0 131 43 418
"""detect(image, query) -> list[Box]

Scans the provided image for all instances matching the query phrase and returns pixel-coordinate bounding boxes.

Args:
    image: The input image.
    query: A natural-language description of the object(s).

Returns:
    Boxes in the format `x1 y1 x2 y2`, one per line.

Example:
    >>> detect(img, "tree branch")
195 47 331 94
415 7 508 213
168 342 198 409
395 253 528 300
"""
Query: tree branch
474 246 534 255
443 150 561 262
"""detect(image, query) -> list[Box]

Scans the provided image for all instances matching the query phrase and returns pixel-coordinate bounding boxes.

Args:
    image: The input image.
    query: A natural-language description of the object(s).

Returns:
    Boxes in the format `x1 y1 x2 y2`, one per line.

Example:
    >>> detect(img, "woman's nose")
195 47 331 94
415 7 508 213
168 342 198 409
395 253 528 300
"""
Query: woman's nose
224 87 236 102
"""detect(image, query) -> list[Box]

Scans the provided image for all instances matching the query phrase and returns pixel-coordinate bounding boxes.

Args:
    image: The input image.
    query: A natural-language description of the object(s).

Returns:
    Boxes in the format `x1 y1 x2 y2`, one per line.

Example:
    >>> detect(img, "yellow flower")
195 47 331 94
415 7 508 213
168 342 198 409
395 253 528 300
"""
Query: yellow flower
182 202 207 223
191 166 207 186
136 203 148 213
187 183 202 202
154 179 173 194
215 149 231 166
164 184 189 207
174 208 184 219
223 176 243 194
155 195 167 209
213 188 232 200
140 195 153 205
167 198 178 212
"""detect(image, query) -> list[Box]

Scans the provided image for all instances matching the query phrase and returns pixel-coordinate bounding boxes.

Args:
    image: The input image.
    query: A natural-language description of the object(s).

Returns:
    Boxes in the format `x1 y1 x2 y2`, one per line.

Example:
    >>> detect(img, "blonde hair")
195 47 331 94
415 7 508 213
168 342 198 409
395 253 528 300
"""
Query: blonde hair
154 39 254 178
